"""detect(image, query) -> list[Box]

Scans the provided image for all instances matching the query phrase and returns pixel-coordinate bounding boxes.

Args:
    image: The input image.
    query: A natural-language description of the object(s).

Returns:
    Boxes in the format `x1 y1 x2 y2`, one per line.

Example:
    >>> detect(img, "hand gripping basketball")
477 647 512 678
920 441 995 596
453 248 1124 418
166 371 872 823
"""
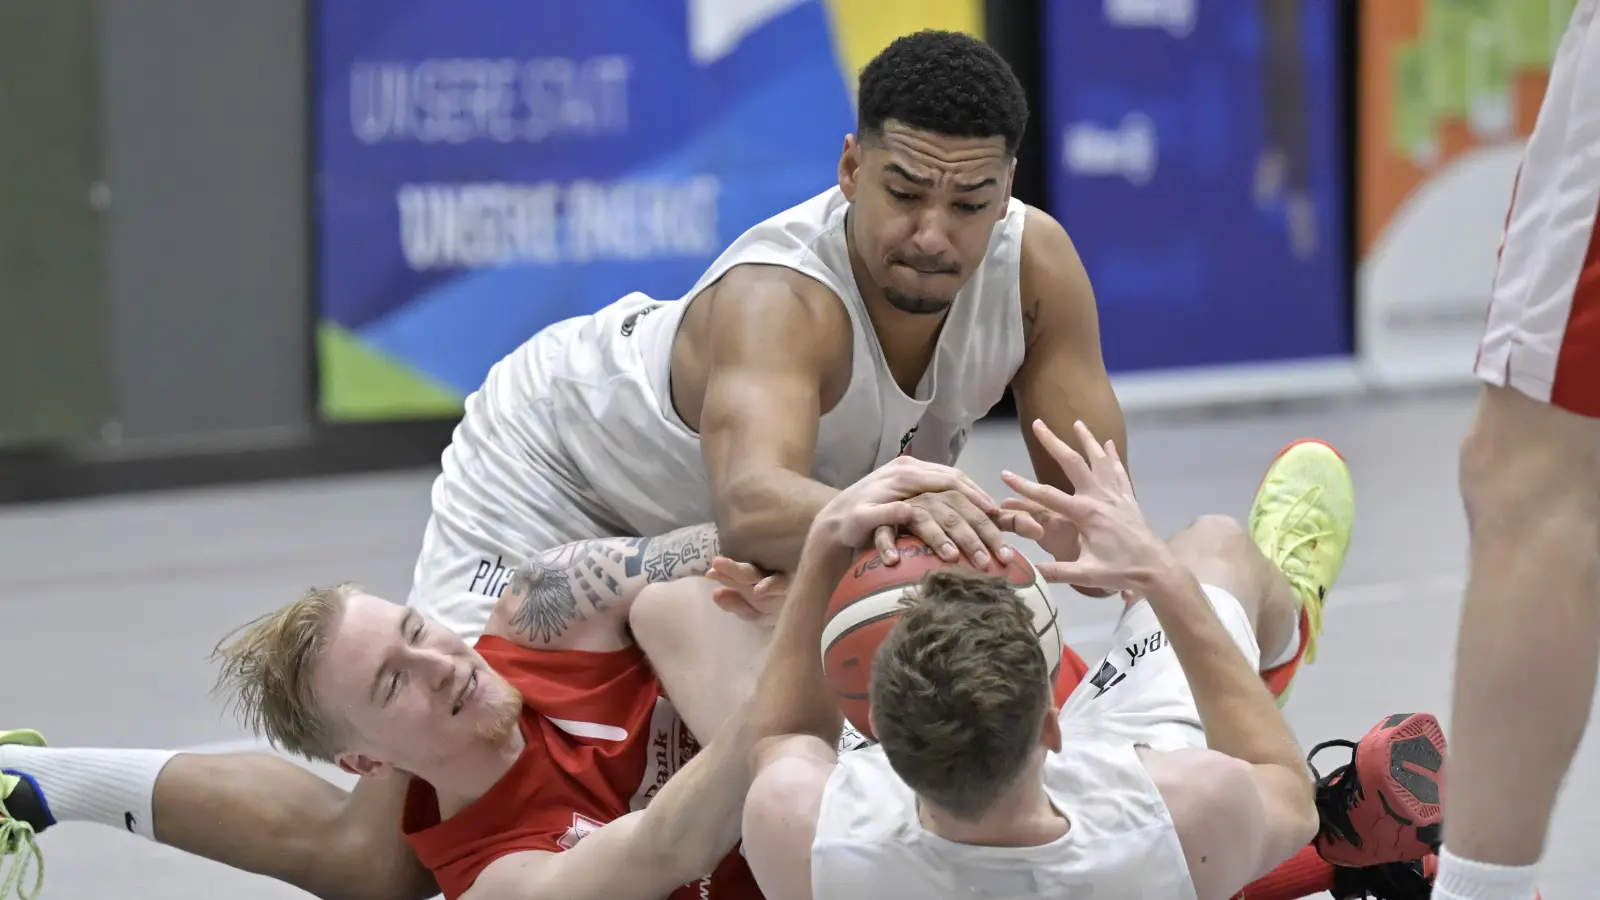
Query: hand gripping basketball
1001 420 1169 592
813 456 999 552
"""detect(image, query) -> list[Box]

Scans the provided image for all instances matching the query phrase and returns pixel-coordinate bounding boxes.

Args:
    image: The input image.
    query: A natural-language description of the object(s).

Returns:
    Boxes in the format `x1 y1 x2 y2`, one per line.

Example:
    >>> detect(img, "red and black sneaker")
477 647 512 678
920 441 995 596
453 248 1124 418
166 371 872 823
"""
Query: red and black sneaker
1310 712 1445 867
1331 854 1436 899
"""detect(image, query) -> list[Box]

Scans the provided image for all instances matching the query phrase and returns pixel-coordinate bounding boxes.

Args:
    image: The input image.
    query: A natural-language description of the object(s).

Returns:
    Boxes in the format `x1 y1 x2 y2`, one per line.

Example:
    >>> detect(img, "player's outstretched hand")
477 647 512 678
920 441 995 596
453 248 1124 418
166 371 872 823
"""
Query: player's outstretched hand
707 557 788 627
1000 420 1169 592
813 456 1008 556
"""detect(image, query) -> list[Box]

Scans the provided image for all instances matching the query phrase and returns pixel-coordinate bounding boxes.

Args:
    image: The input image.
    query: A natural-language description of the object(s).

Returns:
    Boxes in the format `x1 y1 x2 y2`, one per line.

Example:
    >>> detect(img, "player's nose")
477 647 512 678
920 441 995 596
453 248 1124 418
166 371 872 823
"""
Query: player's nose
909 208 955 258
417 649 455 691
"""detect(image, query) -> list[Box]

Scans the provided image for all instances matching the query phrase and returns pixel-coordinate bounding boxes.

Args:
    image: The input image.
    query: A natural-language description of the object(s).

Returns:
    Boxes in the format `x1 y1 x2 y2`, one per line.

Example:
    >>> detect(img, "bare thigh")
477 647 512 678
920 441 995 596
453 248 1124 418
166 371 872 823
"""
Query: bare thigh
629 577 769 744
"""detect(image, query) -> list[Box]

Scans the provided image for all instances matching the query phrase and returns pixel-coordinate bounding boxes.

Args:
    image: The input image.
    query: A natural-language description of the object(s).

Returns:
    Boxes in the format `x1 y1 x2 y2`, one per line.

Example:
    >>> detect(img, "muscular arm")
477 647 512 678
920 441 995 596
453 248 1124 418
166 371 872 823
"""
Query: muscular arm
1144 747 1318 899
484 523 719 651
697 266 854 572
462 701 760 900
1012 209 1129 493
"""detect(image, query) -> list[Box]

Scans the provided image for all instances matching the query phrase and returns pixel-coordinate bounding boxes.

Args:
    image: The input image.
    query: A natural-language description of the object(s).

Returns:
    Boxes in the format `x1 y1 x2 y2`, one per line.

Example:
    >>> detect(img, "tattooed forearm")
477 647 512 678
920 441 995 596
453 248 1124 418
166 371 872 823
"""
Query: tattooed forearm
504 524 718 645
629 523 721 583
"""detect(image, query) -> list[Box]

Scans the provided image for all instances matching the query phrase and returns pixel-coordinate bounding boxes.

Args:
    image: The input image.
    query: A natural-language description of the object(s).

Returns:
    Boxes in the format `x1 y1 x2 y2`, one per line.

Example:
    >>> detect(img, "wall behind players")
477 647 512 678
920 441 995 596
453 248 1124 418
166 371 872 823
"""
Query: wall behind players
313 0 983 423
0 0 311 459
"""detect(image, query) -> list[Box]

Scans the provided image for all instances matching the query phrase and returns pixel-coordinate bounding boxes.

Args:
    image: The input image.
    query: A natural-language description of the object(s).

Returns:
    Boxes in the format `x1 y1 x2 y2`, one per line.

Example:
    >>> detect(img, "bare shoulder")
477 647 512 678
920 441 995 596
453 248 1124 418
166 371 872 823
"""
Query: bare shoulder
1016 207 1095 350
1141 745 1255 806
698 264 853 359
1139 747 1267 900
1018 206 1081 280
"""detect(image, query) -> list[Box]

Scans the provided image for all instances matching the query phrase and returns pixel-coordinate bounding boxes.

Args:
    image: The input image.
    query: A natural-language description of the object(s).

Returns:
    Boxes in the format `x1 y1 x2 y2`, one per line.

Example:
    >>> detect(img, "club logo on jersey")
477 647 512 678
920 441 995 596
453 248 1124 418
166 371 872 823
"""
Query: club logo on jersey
1089 659 1126 699
556 813 603 850
620 303 664 337
897 425 919 456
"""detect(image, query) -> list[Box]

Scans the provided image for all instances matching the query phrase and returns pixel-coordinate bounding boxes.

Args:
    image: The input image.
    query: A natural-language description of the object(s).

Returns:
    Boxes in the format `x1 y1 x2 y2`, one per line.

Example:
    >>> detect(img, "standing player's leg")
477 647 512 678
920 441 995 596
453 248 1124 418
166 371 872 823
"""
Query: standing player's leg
1440 388 1600 900
1439 3 1600 897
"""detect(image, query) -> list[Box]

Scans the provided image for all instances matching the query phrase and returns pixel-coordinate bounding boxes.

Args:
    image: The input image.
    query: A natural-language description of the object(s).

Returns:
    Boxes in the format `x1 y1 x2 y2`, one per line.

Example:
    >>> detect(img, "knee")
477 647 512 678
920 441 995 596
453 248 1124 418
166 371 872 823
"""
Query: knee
1170 515 1251 557
628 581 677 645
628 577 714 654
1459 388 1594 524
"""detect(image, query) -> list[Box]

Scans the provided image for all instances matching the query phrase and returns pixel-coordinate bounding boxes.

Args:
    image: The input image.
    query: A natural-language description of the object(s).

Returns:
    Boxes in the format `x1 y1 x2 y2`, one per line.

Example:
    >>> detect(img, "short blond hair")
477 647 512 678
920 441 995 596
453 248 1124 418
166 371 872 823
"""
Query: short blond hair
210 583 359 763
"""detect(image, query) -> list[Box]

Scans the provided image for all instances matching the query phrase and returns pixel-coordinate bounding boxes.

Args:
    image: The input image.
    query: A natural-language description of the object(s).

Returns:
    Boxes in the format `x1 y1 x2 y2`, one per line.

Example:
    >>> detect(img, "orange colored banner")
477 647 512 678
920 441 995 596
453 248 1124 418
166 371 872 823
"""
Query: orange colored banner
1356 0 1574 386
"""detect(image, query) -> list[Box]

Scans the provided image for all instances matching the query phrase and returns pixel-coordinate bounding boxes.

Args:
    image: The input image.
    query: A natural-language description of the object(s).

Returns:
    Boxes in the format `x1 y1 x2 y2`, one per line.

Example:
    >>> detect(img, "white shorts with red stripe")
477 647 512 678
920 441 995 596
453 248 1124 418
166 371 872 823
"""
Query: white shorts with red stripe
1476 0 1600 419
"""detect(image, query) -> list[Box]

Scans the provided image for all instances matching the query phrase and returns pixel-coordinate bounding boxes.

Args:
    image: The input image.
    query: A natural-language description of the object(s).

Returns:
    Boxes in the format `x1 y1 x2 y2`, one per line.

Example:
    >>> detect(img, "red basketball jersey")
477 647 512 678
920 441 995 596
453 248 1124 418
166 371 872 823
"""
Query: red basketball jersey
402 635 763 900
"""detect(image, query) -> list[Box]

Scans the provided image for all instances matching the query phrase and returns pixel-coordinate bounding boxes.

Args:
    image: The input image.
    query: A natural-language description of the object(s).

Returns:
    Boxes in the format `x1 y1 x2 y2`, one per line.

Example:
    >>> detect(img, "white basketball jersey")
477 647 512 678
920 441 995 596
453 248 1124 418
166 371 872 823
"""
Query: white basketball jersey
470 186 1030 537
812 736 1196 900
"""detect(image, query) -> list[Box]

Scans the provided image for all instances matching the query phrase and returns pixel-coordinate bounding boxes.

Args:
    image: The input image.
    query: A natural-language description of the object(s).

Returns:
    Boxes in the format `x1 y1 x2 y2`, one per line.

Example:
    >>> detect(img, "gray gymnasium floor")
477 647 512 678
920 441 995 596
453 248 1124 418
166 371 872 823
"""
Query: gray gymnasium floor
5 390 1597 898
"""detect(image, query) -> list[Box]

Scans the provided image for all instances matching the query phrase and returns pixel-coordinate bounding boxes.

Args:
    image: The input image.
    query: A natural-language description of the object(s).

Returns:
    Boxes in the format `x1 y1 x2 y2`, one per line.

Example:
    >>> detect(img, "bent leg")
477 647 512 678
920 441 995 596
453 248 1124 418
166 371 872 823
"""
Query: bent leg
629 577 769 744
1166 514 1300 667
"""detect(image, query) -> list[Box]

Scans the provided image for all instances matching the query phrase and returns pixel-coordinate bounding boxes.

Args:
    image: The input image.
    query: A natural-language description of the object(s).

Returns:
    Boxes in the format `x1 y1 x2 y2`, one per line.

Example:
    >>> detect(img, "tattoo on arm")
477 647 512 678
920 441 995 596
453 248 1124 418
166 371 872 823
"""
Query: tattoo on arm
507 539 642 643
505 524 720 644
628 523 721 582
1022 297 1042 353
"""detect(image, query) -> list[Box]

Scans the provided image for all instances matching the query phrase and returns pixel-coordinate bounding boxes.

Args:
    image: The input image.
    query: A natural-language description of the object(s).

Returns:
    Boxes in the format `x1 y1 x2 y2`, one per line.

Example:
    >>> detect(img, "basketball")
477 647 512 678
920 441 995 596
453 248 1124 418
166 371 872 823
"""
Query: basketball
820 534 1064 740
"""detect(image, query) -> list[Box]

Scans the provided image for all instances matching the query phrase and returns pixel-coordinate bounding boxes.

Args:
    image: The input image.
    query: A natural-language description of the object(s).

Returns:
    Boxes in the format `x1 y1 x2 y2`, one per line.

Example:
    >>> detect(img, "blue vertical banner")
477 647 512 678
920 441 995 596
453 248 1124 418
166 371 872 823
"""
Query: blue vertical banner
1041 0 1351 373
313 0 857 421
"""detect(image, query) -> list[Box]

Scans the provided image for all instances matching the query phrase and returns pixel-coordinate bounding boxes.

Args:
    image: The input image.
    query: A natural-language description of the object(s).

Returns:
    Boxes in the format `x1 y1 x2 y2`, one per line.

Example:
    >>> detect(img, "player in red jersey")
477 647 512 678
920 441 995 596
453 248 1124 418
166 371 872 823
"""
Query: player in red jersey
188 462 1006 900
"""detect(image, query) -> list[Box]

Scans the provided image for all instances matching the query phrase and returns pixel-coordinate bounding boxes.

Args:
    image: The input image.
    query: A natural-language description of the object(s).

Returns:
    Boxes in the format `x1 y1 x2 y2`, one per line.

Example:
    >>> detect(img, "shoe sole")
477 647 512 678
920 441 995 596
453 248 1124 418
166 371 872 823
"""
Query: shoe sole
1378 713 1446 850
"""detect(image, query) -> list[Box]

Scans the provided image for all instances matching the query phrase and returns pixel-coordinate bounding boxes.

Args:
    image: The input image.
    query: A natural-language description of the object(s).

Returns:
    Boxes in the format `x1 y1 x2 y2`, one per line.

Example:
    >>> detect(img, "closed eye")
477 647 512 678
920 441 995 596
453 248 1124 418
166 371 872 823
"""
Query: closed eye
955 202 988 213
886 187 916 202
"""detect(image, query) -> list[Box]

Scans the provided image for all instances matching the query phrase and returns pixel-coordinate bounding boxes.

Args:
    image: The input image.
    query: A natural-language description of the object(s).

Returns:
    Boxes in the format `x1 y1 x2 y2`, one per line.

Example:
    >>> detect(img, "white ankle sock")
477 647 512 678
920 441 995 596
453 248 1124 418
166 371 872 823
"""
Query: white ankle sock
1435 846 1541 900
0 745 175 841
1263 613 1302 670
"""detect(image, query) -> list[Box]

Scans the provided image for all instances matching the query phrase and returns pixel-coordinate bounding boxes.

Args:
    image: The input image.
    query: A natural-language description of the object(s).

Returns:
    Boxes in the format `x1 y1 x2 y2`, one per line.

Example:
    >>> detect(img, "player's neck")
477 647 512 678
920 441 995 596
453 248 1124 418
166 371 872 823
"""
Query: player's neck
916 781 1069 849
429 728 528 820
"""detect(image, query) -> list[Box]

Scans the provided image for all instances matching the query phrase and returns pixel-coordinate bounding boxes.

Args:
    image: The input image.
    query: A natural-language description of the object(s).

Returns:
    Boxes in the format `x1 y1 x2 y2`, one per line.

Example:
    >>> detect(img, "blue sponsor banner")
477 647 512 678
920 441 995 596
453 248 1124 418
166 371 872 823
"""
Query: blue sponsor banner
1041 0 1351 373
313 0 855 420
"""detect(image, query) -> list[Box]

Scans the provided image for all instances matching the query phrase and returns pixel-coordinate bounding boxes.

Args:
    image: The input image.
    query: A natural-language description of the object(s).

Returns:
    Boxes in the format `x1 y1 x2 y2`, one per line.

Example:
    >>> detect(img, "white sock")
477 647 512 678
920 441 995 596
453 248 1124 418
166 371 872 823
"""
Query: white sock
1435 846 1541 900
1263 613 1302 670
0 745 175 841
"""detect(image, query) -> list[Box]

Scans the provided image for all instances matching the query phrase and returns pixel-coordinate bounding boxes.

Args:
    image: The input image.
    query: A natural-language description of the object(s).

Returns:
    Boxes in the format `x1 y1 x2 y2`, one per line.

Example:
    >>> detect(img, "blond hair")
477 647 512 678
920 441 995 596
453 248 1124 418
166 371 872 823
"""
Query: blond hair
210 583 359 763
869 569 1052 820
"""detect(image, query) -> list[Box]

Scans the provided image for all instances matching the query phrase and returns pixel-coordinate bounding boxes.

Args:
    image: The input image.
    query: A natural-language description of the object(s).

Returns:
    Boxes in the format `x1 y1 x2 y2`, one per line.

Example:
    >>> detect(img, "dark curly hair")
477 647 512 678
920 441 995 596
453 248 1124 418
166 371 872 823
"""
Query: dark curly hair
856 30 1028 157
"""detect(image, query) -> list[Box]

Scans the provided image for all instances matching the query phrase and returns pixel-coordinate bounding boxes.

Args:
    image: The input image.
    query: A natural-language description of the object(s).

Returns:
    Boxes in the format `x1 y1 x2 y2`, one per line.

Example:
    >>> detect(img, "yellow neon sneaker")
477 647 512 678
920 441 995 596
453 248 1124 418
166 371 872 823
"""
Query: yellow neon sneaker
0 729 47 900
1248 439 1355 707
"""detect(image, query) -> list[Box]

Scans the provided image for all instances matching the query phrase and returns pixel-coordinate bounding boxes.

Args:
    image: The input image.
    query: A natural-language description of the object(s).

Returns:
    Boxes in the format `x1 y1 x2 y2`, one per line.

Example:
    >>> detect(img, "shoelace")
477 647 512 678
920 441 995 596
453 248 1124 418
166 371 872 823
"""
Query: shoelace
1307 737 1363 852
1269 485 1332 663
0 814 42 900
